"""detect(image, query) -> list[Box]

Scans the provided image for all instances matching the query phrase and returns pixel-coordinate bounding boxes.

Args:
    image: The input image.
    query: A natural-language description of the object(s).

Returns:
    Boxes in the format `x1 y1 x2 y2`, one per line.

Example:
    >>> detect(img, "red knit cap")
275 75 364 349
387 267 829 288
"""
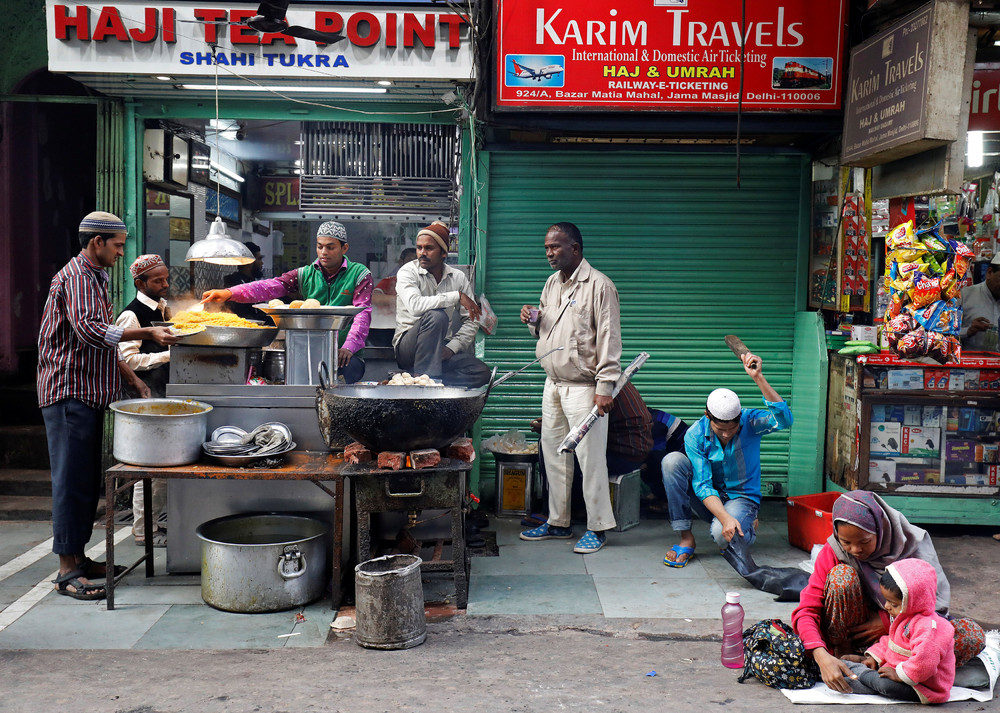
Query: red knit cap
416 221 450 253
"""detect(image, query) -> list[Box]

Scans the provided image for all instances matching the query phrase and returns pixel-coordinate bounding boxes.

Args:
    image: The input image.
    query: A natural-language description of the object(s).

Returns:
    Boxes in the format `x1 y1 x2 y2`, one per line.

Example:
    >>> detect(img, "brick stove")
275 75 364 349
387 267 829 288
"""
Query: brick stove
343 438 475 470
339 439 475 608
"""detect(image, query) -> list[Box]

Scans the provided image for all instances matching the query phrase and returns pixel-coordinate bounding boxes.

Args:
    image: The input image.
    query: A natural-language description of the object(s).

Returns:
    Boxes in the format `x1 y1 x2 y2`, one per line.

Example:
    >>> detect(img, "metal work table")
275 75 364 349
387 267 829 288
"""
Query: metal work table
342 459 471 609
104 450 347 611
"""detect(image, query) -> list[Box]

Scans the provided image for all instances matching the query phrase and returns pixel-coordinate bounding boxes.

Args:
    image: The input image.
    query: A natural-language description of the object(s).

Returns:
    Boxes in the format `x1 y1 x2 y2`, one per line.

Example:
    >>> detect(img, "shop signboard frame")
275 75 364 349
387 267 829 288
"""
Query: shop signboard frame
841 0 971 168
45 1 475 80
494 0 847 112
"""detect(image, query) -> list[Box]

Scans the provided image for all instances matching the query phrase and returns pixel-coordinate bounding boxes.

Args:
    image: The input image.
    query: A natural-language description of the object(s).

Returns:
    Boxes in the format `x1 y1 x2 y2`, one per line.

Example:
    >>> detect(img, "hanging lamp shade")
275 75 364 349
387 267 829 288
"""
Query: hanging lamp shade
186 217 255 265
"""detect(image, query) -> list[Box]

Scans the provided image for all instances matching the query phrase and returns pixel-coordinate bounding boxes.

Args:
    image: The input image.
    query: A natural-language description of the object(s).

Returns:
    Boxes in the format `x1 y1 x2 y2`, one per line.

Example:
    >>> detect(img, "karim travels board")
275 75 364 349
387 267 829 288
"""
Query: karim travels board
495 0 847 111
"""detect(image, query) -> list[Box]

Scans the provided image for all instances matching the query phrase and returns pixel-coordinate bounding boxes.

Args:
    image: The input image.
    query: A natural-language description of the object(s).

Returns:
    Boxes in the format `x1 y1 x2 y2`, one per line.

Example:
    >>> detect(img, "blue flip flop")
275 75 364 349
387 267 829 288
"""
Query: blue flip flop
663 545 695 568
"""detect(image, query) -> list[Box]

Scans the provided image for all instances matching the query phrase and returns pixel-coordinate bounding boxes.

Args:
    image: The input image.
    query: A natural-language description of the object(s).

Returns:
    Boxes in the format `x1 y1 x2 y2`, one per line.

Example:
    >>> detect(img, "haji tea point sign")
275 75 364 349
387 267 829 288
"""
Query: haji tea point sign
495 0 847 111
45 1 474 80
841 0 970 167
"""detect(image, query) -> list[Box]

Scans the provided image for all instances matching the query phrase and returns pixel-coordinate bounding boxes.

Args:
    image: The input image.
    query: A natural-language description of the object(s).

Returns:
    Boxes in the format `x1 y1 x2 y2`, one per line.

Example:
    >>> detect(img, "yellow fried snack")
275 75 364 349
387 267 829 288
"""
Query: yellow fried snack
289 300 305 309
301 298 321 309
268 298 284 308
171 310 269 329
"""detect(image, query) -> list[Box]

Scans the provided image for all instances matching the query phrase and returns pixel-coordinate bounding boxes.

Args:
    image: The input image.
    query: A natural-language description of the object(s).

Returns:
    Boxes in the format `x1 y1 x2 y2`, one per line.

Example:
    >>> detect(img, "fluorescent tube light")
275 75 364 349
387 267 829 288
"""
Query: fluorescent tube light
968 131 984 168
209 161 245 183
179 84 386 94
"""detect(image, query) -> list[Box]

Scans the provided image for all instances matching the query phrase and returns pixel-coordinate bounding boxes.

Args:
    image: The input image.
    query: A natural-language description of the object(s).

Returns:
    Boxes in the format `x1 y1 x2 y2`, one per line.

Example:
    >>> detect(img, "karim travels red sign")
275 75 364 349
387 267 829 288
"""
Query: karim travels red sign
495 0 847 111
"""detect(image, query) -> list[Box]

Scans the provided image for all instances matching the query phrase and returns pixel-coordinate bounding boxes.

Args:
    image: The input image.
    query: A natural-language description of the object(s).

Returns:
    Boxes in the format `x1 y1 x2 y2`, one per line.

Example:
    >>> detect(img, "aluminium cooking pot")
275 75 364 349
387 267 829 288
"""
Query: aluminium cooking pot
109 398 213 466
196 513 330 613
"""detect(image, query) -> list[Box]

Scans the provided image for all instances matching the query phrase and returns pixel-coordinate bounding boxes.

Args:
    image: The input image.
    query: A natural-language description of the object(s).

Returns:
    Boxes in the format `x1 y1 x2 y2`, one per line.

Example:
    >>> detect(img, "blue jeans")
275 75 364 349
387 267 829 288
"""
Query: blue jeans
660 451 758 549
41 398 104 555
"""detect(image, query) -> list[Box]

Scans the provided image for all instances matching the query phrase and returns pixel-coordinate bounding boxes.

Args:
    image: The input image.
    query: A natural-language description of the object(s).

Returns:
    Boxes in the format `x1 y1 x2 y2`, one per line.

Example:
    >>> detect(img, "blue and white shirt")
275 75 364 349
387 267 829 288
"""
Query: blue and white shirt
685 398 793 504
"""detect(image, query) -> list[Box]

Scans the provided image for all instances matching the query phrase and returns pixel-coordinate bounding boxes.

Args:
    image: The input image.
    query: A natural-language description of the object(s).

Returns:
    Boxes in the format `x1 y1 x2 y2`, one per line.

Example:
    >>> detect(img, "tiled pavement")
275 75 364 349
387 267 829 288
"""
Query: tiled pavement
0 502 806 649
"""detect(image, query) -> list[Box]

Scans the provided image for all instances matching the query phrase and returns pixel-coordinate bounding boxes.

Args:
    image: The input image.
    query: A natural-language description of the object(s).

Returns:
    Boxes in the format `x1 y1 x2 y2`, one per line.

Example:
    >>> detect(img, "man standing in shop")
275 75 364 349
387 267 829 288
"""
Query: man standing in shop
38 212 177 601
392 221 491 387
115 254 172 548
519 221 622 554
960 254 1000 352
202 222 372 383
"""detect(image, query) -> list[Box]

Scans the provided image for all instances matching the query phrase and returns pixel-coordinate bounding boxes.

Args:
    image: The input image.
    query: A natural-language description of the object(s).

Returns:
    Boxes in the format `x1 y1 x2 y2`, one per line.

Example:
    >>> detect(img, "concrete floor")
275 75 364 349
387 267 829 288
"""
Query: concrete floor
0 501 996 652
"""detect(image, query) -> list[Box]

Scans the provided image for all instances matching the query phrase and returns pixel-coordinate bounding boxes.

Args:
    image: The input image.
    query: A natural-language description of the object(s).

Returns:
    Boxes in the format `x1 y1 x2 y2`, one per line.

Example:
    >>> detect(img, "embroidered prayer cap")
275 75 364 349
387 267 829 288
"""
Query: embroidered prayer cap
130 254 166 280
991 253 1000 266
416 221 450 253
316 221 348 243
79 211 127 234
706 388 742 421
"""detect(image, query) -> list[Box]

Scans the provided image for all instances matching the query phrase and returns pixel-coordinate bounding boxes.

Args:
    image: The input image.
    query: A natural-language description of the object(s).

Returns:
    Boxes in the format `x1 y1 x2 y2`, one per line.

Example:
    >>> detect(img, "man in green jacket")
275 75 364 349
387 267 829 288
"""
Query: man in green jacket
203 221 372 382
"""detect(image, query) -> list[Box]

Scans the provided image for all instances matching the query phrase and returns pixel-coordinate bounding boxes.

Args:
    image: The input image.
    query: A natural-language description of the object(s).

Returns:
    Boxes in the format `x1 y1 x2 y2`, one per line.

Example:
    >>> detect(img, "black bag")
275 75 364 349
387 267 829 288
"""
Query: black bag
737 619 819 689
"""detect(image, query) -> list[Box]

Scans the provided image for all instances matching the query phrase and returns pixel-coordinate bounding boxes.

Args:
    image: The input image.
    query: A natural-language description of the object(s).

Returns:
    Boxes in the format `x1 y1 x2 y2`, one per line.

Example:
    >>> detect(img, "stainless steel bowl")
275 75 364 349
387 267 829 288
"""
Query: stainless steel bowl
253 305 363 331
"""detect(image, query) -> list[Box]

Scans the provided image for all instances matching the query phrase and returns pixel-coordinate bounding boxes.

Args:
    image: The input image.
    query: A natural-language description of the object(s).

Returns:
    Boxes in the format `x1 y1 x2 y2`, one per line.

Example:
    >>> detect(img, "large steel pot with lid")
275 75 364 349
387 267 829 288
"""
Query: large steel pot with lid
109 398 213 466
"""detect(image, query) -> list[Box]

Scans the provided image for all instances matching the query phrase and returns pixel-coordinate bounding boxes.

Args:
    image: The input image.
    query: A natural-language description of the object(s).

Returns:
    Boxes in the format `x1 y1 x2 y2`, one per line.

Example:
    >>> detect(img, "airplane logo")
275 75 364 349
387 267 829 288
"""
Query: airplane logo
510 59 564 81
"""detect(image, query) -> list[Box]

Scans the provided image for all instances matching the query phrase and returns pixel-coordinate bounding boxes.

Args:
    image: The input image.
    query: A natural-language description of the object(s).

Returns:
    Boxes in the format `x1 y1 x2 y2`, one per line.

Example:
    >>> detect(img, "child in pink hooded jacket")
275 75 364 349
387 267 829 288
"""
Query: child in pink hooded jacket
841 558 955 703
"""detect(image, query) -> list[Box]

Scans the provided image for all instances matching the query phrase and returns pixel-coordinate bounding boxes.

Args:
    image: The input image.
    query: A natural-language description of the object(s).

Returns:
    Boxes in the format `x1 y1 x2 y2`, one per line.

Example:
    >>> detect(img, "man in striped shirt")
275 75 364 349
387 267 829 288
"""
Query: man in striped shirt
37 211 177 601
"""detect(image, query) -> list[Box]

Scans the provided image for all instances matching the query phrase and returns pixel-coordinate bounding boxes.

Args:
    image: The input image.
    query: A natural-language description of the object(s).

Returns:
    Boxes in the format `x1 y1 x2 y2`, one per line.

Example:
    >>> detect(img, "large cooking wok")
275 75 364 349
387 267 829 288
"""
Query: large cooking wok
317 381 488 453
315 348 561 453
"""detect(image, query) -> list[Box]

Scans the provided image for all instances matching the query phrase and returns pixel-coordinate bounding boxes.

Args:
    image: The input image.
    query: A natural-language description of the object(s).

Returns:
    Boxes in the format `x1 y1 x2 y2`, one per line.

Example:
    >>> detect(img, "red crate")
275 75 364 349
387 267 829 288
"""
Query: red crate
785 492 841 552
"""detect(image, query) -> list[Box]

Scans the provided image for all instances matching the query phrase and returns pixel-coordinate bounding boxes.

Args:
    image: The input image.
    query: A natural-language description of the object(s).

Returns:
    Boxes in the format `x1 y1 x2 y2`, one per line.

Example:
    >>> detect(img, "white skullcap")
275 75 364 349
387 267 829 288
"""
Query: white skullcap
706 388 742 421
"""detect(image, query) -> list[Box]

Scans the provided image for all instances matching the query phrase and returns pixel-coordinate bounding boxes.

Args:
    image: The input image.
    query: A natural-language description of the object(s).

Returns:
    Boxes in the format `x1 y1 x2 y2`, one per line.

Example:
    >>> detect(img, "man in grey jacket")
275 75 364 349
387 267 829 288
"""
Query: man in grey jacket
518 222 623 554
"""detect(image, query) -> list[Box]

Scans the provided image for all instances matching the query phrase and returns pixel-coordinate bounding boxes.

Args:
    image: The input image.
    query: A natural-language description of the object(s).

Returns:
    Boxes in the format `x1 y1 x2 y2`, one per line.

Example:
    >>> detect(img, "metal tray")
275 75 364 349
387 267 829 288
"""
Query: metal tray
253 304 363 331
154 321 277 348
201 442 297 467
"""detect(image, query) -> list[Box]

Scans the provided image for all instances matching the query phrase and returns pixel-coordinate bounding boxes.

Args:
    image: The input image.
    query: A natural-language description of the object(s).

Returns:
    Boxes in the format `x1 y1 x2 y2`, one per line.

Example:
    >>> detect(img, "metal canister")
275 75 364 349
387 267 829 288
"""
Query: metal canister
262 349 286 383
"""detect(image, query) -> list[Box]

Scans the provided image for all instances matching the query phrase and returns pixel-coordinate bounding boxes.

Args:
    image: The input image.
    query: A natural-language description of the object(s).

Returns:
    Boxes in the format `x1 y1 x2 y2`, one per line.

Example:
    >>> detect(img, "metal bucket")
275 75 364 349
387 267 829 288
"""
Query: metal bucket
109 398 212 466
354 554 426 649
196 513 330 613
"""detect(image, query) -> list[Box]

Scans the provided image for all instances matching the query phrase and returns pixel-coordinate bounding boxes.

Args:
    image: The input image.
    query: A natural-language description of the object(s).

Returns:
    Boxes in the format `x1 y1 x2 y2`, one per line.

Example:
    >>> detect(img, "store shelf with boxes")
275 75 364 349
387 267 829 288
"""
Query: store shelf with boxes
824 351 1000 525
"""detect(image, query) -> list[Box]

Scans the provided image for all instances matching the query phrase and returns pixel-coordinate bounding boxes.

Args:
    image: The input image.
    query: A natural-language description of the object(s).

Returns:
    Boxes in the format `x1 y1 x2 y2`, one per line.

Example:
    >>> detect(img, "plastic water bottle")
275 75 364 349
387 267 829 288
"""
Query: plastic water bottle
721 591 745 669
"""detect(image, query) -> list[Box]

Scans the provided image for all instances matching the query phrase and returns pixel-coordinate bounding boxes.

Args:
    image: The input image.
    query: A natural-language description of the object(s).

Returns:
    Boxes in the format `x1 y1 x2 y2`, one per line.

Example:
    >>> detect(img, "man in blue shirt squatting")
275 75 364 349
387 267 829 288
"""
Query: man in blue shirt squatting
660 350 792 569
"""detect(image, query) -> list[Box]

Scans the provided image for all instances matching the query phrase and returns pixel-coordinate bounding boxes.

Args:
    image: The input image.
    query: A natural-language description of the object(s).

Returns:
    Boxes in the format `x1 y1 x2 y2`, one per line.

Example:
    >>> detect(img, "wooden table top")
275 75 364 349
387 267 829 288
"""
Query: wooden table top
107 450 346 480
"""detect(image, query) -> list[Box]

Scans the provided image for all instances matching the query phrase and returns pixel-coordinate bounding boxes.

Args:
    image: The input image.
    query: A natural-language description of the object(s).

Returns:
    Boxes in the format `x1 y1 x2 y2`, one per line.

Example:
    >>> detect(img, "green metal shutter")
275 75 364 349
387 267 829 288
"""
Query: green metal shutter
478 151 809 495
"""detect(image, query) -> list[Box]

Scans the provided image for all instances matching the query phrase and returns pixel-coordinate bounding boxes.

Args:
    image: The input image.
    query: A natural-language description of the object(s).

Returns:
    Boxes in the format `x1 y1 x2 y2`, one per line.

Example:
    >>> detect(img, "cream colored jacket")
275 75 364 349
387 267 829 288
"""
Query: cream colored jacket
529 258 622 396
392 260 479 354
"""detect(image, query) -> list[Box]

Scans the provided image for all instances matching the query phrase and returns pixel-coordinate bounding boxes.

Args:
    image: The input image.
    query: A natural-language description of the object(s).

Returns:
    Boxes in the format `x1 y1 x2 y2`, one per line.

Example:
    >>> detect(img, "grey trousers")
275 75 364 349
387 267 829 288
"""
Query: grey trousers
843 661 920 701
394 310 491 388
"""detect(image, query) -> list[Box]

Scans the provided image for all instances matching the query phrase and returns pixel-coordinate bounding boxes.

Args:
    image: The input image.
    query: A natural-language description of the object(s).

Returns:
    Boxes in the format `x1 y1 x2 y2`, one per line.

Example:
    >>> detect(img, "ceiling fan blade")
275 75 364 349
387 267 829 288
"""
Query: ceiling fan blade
246 15 287 33
256 0 292 21
283 26 345 44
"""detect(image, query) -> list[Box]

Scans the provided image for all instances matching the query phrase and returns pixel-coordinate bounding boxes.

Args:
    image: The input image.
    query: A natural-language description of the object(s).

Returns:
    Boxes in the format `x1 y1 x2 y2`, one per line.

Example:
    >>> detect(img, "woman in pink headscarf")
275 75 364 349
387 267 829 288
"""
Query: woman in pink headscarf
791 491 985 692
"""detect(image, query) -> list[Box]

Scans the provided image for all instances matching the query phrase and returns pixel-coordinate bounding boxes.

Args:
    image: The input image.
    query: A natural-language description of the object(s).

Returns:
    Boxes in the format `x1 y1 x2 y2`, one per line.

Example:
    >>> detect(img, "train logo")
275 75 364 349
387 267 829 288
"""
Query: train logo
771 57 833 90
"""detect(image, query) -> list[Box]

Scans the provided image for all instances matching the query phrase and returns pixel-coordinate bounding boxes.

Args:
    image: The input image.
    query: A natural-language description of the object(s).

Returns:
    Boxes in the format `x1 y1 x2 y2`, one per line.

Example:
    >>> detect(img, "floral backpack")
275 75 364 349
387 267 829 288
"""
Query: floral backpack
737 619 819 689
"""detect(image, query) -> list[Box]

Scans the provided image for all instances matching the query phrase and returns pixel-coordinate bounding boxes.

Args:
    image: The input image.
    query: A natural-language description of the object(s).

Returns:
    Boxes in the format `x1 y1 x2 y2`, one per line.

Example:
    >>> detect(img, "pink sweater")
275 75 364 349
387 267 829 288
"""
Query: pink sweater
866 559 955 704
791 544 890 651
